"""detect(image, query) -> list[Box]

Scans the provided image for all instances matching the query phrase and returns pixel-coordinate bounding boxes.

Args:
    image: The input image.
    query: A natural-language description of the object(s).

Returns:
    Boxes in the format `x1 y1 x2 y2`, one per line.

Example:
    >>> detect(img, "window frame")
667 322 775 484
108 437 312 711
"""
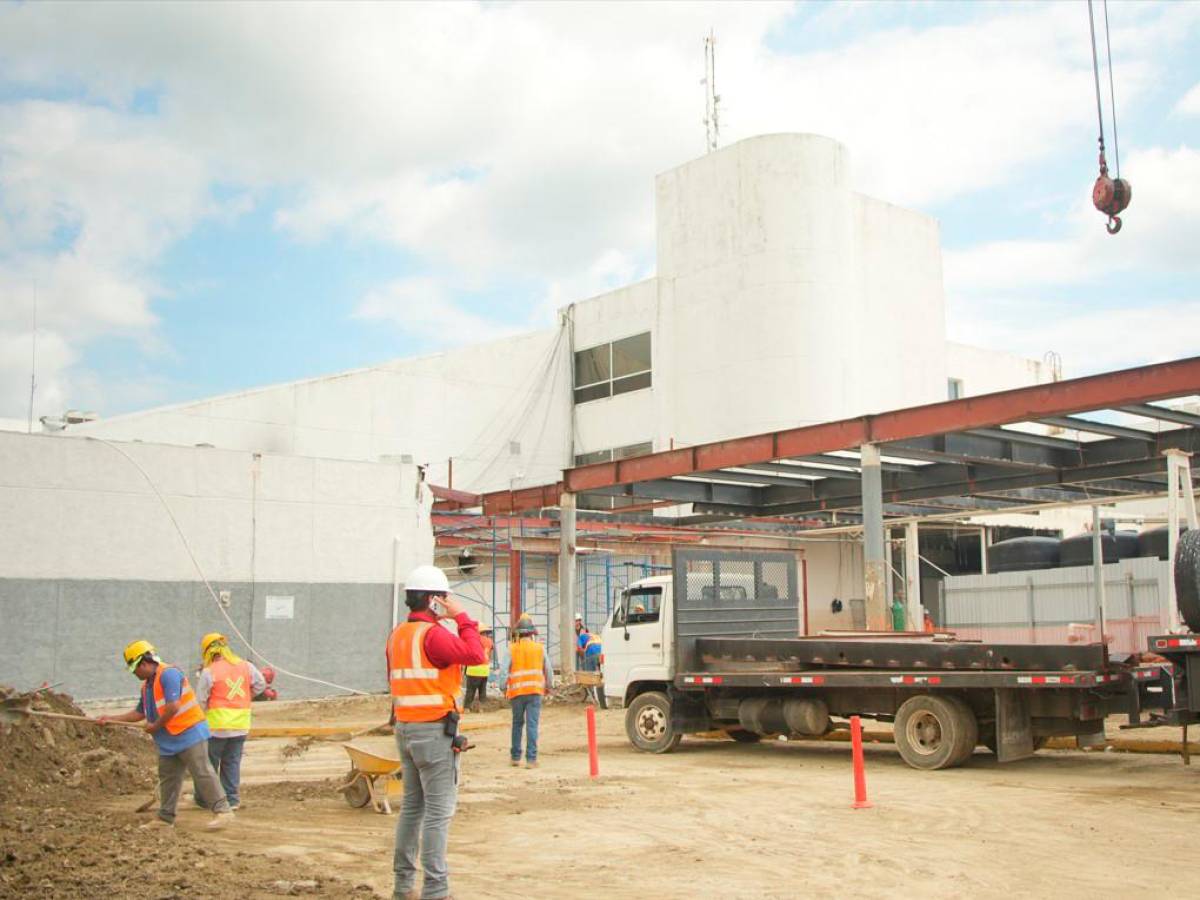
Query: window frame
573 332 652 405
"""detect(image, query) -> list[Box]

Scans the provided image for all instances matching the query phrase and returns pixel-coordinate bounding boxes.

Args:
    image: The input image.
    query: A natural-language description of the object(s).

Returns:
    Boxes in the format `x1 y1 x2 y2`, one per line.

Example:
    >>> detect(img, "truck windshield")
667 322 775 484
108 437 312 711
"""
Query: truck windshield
614 586 662 626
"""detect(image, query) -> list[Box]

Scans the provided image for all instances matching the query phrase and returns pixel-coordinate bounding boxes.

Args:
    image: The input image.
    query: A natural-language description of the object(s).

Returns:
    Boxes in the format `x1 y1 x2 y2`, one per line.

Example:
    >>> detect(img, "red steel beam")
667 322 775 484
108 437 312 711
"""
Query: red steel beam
562 356 1200 494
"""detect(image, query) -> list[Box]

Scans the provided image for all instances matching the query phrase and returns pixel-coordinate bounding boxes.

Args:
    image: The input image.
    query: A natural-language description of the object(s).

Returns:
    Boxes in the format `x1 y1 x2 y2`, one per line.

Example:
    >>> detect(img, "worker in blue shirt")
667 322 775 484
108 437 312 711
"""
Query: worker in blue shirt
574 615 606 709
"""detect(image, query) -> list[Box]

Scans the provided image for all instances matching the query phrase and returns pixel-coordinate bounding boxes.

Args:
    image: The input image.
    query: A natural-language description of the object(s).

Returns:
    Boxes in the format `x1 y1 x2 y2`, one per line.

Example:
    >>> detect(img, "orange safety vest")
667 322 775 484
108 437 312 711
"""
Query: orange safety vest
206 658 253 731
387 621 461 722
506 639 546 699
143 665 205 735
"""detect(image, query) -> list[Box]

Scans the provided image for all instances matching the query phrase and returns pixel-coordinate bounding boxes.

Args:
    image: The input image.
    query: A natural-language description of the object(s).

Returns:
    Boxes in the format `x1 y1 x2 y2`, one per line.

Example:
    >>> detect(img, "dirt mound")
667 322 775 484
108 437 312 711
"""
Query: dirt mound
0 685 155 803
0 687 377 898
0 802 375 898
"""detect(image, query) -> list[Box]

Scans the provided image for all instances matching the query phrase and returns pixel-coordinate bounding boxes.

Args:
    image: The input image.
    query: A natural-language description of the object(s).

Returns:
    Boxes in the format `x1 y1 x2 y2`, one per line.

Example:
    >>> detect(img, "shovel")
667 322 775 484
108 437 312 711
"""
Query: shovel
0 697 141 729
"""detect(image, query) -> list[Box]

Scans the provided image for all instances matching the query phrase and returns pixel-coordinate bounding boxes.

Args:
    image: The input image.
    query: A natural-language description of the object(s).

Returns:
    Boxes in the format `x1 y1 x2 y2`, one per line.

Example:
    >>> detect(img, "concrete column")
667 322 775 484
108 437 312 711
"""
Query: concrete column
1091 506 1107 644
558 491 577 679
979 526 990 575
904 521 921 631
860 443 887 631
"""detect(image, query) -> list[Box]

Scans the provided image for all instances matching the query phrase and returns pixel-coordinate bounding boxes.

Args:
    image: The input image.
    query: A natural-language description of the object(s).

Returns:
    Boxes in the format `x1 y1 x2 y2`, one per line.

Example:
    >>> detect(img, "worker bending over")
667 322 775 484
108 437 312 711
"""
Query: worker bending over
388 565 485 900
98 640 234 829
196 632 265 810
503 614 553 768
574 614 607 709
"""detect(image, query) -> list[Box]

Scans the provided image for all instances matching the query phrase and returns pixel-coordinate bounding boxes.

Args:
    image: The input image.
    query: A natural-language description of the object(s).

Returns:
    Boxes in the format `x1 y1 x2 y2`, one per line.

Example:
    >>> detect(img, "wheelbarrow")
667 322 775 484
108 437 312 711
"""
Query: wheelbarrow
337 743 403 814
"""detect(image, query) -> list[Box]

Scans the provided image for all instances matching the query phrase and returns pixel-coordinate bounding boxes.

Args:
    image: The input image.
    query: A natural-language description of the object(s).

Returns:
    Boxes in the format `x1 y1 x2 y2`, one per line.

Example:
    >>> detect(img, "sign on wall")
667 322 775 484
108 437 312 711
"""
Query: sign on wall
264 595 295 620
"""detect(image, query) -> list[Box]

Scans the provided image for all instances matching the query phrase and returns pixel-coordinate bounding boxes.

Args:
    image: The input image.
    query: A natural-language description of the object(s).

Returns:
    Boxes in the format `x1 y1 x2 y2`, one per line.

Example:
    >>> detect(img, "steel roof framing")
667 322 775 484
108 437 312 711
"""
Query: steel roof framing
479 356 1200 520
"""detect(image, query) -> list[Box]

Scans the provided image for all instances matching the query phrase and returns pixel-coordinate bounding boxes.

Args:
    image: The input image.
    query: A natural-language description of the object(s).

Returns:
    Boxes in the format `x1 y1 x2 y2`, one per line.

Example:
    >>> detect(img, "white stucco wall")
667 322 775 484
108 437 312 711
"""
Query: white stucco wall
75 328 572 494
0 431 432 583
945 341 1047 399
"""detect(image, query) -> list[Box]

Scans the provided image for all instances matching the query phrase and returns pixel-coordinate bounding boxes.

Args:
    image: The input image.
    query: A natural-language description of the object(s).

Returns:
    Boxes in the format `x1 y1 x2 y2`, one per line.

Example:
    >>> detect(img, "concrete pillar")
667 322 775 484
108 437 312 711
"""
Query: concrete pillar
860 443 887 631
979 526 990 575
558 491 577 678
904 521 922 631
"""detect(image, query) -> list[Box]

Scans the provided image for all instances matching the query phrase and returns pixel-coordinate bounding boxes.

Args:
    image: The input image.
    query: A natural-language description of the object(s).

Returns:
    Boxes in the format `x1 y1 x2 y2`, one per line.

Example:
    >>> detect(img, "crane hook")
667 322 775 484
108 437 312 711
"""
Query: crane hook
1105 215 1122 235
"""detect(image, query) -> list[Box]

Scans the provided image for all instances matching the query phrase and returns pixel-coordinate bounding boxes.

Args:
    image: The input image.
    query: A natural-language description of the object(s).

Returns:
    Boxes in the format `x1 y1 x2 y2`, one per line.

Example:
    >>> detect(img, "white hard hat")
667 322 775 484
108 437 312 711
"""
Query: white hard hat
574 613 583 621
405 564 450 593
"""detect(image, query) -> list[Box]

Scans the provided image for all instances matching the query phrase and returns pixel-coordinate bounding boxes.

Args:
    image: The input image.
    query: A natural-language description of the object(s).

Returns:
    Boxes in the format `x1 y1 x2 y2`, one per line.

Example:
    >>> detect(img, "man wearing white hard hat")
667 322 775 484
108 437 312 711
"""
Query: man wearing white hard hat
386 564 485 900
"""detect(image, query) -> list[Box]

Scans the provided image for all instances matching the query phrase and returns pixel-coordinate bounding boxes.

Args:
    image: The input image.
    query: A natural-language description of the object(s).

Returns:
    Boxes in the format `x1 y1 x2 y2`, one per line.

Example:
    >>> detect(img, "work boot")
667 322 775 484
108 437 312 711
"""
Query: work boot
525 760 539 769
140 817 173 829
509 759 520 767
206 811 236 830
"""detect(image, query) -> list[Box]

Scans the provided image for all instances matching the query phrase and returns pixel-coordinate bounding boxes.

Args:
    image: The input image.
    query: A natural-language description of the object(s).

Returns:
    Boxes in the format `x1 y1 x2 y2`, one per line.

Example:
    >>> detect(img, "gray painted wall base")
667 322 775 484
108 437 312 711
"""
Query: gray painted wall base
0 578 393 702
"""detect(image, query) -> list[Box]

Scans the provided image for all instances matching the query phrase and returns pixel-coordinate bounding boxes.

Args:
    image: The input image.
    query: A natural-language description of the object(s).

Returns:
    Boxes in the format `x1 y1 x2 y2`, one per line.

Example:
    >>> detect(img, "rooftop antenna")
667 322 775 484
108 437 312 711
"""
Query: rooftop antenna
27 281 38 434
702 29 720 153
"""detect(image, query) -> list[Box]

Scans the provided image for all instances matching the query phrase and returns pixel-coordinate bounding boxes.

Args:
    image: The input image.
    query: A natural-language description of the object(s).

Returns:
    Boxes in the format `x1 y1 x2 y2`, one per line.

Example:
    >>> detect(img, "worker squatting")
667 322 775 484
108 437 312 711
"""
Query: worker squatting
94 564 603 900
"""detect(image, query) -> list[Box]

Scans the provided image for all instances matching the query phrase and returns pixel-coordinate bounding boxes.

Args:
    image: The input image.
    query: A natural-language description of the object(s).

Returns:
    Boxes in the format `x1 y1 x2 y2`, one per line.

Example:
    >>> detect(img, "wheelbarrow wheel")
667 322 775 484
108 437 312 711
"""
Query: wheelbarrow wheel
342 774 372 809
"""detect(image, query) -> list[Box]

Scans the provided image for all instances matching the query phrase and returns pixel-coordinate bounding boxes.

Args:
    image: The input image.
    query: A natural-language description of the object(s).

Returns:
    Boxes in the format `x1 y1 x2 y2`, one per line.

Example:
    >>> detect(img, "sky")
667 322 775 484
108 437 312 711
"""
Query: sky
0 0 1197 423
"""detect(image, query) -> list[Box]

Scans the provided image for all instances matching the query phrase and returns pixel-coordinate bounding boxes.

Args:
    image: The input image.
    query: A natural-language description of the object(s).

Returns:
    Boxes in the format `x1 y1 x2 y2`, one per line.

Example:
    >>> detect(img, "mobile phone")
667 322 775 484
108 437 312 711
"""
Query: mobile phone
430 597 446 616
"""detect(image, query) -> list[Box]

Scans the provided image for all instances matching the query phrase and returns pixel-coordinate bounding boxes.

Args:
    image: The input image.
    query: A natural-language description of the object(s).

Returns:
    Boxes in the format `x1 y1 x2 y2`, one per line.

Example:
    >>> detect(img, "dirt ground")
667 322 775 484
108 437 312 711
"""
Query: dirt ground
14 693 1200 899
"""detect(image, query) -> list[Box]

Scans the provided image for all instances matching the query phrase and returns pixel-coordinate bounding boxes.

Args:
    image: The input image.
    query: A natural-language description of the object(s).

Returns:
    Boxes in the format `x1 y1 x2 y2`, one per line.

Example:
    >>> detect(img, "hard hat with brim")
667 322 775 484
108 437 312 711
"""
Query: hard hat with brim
200 632 226 655
405 564 451 594
122 639 160 673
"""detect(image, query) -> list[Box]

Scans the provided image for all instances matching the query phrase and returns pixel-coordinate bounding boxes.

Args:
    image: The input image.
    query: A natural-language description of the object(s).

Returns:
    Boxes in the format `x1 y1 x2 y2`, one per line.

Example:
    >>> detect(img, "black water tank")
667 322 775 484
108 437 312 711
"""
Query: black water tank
1136 525 1189 561
988 536 1061 573
1058 531 1139 567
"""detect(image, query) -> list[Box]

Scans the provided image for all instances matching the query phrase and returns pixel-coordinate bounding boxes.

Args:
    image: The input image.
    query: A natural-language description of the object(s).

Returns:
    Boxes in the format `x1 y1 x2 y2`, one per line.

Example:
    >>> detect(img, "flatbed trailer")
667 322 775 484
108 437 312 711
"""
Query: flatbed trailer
602 545 1200 770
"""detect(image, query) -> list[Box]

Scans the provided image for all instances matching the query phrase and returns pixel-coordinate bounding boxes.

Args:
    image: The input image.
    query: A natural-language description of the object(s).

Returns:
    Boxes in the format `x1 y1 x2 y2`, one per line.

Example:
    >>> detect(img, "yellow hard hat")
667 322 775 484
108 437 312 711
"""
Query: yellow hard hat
122 639 159 673
200 632 227 656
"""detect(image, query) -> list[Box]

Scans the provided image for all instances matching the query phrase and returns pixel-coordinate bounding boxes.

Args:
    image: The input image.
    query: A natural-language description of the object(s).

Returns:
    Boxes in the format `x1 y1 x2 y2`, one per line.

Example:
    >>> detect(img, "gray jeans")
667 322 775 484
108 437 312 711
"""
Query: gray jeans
393 720 459 900
158 740 231 823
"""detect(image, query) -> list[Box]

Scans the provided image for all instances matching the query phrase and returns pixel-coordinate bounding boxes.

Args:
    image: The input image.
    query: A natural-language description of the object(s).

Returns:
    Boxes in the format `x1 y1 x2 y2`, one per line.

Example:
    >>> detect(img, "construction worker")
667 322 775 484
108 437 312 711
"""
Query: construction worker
503 614 553 768
195 632 265 810
463 626 494 713
97 640 234 829
575 615 607 710
387 564 485 900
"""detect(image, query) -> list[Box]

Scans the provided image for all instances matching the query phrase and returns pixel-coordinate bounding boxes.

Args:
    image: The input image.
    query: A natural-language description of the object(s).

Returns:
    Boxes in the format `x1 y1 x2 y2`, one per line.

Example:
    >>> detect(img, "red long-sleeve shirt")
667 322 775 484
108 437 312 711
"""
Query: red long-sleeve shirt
390 609 486 670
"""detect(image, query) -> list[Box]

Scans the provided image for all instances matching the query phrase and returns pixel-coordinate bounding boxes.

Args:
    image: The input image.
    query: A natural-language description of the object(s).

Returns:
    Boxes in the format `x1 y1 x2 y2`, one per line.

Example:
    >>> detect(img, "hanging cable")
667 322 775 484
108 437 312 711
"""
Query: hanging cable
1102 0 1120 178
1086 0 1131 234
90 437 371 696
1087 0 1106 159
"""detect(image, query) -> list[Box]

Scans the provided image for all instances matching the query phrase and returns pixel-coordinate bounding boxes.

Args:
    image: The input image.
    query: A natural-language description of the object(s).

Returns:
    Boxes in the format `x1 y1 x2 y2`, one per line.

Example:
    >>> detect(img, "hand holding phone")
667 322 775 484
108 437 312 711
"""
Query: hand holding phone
434 594 465 619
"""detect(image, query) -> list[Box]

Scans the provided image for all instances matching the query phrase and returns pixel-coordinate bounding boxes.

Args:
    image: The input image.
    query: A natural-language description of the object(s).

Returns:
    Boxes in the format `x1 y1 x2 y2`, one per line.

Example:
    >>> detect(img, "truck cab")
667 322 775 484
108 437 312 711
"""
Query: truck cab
601 571 761 707
600 575 672 708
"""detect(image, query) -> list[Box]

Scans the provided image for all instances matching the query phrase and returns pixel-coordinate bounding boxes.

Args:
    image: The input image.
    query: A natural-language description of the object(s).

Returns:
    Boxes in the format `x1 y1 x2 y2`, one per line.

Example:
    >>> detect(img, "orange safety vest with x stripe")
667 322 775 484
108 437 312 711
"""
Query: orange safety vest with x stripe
388 621 461 722
206 658 253 731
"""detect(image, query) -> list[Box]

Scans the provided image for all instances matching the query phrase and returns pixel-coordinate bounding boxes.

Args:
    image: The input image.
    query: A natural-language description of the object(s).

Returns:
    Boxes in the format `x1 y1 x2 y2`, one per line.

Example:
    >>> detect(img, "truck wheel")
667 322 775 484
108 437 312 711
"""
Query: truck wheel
625 691 682 753
725 729 762 743
894 695 978 770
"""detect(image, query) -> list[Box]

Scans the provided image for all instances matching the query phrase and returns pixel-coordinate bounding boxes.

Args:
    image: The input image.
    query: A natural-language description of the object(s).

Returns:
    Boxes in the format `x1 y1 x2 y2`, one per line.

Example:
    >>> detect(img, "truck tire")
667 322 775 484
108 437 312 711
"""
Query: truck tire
1175 529 1200 633
625 691 682 753
894 695 978 770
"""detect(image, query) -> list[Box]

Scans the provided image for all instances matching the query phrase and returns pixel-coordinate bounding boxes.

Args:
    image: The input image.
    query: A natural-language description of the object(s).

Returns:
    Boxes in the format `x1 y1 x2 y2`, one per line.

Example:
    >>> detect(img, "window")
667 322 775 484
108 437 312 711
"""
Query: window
947 378 964 400
612 586 662 627
575 442 653 511
574 332 652 404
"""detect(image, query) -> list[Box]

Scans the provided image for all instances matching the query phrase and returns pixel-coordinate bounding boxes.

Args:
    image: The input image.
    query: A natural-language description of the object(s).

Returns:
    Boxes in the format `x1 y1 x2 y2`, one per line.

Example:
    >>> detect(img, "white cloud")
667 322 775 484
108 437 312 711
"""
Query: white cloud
944 145 1200 294
353 277 523 349
0 1 1197 416
1176 82 1200 117
948 297 1200 376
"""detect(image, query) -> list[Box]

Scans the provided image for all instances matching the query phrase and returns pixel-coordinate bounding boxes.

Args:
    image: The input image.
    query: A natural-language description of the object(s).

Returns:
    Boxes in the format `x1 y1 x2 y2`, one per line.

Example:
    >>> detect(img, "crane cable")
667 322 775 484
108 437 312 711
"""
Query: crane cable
1086 0 1113 170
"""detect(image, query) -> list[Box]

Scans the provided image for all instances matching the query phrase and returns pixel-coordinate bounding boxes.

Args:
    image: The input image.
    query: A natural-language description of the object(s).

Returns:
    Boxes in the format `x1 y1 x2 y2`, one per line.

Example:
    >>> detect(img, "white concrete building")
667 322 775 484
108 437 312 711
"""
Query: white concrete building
0 429 432 699
74 134 1050 499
